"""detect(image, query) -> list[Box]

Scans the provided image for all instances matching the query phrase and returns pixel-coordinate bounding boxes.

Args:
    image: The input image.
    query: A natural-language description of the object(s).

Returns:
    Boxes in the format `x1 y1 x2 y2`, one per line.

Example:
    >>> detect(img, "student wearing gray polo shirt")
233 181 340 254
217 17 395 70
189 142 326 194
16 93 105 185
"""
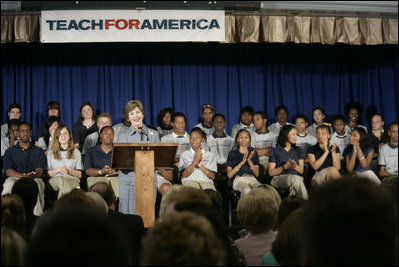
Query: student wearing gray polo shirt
159 112 190 195
82 113 112 156
193 104 215 136
207 113 235 165
230 106 255 139
47 125 83 199
250 111 277 180
378 122 398 179
294 114 317 155
179 127 217 191
267 105 295 137
268 125 308 200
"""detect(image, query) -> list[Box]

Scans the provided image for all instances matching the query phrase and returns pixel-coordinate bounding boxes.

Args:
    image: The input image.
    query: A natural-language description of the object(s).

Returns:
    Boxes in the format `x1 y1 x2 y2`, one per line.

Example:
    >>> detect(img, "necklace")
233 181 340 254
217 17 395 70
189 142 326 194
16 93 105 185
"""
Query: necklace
101 145 112 154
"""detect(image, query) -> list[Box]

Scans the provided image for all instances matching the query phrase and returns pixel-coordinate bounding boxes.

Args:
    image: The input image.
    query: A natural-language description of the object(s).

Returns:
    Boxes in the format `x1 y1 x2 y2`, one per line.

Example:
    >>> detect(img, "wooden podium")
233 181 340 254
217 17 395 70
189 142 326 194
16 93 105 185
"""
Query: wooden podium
111 143 178 227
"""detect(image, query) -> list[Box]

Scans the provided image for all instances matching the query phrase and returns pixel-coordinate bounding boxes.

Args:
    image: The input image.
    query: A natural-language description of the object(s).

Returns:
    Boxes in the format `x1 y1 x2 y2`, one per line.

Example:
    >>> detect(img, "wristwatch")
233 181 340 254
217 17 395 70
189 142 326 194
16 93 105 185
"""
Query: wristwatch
99 170 102 175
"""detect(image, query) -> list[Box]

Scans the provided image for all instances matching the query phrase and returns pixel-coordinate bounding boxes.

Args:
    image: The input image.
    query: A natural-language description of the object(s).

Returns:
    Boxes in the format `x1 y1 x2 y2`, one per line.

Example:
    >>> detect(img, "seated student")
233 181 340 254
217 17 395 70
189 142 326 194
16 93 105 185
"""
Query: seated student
295 114 317 154
156 107 174 138
330 114 351 160
193 104 215 136
1 119 20 158
227 129 261 196
268 125 308 200
344 102 367 134
1 103 22 139
85 126 119 197
35 116 60 155
207 113 236 167
179 127 217 191
159 112 190 195
378 122 398 180
249 111 277 179
307 125 342 186
230 106 255 139
73 102 98 151
47 124 83 199
268 105 295 136
112 108 130 142
306 106 331 137
369 113 389 151
82 113 112 155
33 101 61 144
344 127 380 184
2 122 46 216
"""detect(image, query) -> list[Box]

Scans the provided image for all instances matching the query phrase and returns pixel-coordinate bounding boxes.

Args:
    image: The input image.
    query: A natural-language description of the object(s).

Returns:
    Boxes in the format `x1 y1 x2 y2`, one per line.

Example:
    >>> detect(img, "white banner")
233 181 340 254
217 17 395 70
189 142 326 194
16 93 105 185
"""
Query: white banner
41 10 225 43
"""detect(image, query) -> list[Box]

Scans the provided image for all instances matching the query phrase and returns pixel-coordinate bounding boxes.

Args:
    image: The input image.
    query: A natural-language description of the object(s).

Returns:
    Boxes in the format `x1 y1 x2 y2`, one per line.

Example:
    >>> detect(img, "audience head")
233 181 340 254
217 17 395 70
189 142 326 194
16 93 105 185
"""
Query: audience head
388 122 398 143
159 185 211 217
1 227 27 266
239 106 255 126
53 124 75 159
46 100 61 117
312 106 326 124
212 113 226 132
332 114 347 134
345 102 364 124
89 181 115 208
277 195 305 228
275 105 289 124
273 208 304 266
277 124 297 147
237 186 281 234
201 103 215 124
190 127 206 150
78 102 96 122
299 178 397 265
1 194 26 238
26 206 129 265
99 126 114 146
203 188 223 214
235 128 252 148
17 122 32 143
7 102 22 120
171 111 186 134
140 211 226 266
350 127 373 151
295 114 309 134
54 188 96 211
85 192 109 214
253 111 268 130
157 107 174 128
7 118 20 137
96 112 112 132
11 178 39 217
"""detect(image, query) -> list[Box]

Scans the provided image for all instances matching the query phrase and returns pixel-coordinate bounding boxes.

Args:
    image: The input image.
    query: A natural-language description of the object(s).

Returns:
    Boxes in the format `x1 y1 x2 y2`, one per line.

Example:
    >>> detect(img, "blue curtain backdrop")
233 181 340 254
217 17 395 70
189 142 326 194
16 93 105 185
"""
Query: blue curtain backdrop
1 42 398 136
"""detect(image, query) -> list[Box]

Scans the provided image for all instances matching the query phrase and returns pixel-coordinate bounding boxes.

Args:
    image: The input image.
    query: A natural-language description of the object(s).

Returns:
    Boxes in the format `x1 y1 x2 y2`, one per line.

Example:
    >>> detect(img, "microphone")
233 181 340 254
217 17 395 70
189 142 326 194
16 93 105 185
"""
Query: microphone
138 127 150 143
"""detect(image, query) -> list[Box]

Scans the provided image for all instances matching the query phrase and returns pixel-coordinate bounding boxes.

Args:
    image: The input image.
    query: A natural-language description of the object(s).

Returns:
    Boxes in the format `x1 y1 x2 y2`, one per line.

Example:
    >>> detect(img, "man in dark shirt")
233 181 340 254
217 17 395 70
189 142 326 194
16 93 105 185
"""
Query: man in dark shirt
2 122 47 216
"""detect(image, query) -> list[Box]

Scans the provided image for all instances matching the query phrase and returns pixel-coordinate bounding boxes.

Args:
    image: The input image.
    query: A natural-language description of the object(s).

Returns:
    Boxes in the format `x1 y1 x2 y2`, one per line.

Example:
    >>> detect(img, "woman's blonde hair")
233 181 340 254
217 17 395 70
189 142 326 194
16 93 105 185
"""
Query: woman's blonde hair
52 124 75 160
237 186 281 233
123 100 145 120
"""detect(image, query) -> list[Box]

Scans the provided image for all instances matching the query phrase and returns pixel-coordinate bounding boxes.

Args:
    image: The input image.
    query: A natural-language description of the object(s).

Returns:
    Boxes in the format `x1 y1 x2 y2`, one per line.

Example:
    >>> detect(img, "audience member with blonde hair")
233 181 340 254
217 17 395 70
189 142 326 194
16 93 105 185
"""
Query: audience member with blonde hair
1 227 27 266
47 124 83 199
1 194 26 240
235 186 281 266
140 211 226 266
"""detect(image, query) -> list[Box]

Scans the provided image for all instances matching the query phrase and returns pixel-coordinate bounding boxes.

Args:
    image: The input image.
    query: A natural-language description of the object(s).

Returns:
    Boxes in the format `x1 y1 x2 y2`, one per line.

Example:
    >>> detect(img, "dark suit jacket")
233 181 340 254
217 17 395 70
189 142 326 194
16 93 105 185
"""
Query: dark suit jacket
108 209 146 265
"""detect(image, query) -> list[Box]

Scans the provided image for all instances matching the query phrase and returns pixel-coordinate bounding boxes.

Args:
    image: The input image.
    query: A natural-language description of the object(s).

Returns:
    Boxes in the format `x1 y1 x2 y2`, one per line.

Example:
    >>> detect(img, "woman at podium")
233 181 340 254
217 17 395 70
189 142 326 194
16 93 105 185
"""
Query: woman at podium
116 100 160 214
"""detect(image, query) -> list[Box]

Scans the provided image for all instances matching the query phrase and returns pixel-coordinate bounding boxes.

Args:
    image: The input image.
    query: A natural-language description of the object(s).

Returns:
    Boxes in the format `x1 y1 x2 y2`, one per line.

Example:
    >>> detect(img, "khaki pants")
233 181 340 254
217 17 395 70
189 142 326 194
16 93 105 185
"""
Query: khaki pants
2 177 45 216
233 175 261 196
271 174 308 200
182 180 216 191
87 176 119 198
49 175 80 199
356 170 381 185
311 168 328 186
